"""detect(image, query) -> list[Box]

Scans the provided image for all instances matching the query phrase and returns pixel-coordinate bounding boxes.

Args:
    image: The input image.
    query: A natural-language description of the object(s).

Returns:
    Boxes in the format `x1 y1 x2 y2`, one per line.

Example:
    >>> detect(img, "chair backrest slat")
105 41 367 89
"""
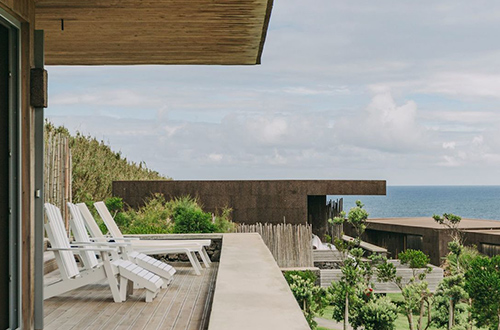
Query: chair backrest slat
94 201 124 239
67 202 99 269
44 203 80 279
77 203 105 239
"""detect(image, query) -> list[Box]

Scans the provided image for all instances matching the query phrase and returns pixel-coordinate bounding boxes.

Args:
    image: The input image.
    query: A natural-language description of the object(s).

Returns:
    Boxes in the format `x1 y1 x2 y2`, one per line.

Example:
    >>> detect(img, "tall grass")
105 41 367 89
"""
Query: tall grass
45 121 169 205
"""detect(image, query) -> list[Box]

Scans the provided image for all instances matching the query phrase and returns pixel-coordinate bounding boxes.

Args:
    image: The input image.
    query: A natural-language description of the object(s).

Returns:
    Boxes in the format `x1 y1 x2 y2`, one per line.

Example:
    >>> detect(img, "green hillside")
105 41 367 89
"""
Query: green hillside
45 122 169 205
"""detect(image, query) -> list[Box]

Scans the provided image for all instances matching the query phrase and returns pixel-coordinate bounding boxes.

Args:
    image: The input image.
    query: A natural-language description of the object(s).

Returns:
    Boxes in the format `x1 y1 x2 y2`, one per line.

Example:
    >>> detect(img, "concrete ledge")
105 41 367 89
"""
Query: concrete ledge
208 233 309 330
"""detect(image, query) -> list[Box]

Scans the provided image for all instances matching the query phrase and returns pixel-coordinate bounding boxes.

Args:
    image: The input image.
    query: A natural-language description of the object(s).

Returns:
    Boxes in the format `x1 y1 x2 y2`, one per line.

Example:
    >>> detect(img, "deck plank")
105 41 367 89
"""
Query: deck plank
44 264 218 330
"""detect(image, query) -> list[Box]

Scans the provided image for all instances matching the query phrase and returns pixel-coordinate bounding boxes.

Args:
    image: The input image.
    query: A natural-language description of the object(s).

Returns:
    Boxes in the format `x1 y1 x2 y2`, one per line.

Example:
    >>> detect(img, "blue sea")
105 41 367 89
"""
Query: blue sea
328 186 500 221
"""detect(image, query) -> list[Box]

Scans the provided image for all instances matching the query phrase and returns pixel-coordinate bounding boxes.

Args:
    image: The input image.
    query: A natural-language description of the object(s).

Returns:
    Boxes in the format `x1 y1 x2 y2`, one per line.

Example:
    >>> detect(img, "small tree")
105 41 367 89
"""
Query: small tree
328 200 397 330
433 243 479 330
465 255 500 330
377 249 432 330
432 213 464 244
328 200 369 330
433 213 478 330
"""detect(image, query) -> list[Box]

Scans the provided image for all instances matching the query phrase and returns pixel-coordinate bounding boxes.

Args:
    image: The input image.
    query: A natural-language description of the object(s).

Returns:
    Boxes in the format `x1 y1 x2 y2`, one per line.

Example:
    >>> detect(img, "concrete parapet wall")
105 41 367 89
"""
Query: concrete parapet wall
208 233 310 330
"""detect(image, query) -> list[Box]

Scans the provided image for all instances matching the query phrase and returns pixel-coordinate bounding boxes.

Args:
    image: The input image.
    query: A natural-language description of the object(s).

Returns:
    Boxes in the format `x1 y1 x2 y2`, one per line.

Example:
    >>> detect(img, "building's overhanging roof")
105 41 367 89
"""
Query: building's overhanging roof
35 0 273 66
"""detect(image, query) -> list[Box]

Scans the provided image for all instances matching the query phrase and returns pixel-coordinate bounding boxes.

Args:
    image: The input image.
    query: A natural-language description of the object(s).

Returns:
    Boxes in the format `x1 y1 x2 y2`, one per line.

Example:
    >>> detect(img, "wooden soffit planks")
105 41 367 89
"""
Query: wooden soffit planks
35 0 273 65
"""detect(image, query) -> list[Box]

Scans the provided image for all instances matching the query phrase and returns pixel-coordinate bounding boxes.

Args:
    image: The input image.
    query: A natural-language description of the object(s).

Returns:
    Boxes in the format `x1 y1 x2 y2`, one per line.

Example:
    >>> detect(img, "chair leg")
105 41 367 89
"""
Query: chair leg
120 276 129 301
186 252 201 275
101 252 123 302
127 279 134 296
202 248 212 264
145 290 156 303
199 249 211 268
191 252 202 271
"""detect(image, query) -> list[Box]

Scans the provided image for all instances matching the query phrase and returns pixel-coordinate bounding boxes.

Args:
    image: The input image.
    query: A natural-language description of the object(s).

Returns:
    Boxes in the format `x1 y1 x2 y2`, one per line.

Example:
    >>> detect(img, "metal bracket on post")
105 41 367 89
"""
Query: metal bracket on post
30 68 48 108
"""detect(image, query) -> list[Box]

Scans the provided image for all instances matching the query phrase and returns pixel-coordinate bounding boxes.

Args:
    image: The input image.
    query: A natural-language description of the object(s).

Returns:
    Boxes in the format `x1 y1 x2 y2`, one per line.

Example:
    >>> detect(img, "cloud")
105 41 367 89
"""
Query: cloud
51 89 163 108
283 86 351 96
335 89 430 153
442 142 456 150
422 73 500 99
44 2 500 184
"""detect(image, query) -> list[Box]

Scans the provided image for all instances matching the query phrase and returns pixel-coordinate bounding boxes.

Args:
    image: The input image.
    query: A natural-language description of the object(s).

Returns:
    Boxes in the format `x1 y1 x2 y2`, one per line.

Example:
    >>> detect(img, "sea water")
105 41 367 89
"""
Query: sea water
328 186 500 221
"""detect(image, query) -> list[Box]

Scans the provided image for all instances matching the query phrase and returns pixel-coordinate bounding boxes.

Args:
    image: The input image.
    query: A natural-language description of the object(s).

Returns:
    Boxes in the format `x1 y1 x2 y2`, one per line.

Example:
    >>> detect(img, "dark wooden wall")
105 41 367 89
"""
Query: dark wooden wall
346 223 500 266
113 180 386 227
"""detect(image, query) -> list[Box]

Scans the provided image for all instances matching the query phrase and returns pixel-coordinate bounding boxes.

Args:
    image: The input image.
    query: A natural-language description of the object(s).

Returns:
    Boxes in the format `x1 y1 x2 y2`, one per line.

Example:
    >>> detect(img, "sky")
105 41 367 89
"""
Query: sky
46 1 500 185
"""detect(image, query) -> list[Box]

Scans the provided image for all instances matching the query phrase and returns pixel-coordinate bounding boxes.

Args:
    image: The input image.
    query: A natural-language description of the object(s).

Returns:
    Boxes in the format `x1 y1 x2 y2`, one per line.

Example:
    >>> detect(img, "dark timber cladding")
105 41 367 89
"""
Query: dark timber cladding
113 180 386 227
35 0 274 65
347 217 500 266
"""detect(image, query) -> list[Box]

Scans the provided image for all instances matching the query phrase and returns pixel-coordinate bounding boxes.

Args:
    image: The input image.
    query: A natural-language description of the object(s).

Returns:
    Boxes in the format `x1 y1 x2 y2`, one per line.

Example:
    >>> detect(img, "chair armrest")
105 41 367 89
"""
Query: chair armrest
113 237 140 241
72 241 131 247
48 246 117 252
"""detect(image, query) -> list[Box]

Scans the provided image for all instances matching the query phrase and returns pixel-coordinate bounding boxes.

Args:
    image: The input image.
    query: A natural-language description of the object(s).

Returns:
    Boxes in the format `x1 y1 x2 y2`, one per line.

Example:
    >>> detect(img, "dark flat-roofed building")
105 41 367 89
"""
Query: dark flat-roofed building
465 229 500 257
349 217 500 265
114 179 386 238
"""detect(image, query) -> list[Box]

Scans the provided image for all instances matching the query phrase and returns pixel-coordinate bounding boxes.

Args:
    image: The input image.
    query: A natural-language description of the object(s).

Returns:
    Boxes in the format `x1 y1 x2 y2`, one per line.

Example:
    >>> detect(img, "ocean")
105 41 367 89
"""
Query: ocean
328 186 500 221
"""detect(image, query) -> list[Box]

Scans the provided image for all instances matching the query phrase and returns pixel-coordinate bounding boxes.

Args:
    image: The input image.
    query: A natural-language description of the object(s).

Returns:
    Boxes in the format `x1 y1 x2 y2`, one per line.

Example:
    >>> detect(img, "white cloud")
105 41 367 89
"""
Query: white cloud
442 142 456 150
44 1 500 184
438 155 461 167
208 153 223 162
52 89 163 108
335 89 429 153
423 73 500 99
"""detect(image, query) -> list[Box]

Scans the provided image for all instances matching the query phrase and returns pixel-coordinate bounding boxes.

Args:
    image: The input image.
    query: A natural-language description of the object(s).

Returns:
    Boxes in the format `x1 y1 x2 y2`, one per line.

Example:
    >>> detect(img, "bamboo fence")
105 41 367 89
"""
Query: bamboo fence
44 129 72 231
237 223 313 268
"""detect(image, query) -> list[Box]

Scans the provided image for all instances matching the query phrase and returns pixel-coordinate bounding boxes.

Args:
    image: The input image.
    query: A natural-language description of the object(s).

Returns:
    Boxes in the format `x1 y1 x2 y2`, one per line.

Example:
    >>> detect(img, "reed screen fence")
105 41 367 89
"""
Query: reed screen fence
44 128 72 230
237 223 313 268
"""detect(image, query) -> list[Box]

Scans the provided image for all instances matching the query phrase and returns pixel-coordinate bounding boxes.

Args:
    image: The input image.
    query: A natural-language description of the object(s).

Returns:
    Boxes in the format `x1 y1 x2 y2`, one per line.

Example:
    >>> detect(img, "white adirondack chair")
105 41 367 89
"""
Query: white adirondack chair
77 202 206 275
94 201 212 268
67 202 176 285
44 203 164 302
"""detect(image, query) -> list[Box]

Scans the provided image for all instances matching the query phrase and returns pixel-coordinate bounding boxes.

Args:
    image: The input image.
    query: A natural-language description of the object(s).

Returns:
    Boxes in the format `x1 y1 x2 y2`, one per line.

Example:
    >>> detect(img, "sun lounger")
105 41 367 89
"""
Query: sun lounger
44 203 163 302
67 202 176 286
77 202 207 275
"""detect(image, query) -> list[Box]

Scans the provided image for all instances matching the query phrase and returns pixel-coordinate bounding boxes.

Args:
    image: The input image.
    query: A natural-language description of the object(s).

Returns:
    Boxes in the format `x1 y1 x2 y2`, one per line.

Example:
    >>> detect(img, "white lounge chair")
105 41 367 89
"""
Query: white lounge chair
94 201 212 268
44 203 164 303
67 202 176 286
77 202 206 275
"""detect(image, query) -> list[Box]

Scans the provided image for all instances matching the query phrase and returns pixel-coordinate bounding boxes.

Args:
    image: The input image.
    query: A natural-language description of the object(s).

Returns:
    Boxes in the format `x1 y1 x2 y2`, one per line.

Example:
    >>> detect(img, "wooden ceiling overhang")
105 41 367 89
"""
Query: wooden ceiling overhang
35 0 273 65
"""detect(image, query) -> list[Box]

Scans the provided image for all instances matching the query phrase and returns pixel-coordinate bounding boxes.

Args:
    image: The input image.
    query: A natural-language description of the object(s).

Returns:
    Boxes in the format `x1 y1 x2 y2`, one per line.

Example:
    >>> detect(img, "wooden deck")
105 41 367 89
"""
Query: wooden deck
44 263 218 330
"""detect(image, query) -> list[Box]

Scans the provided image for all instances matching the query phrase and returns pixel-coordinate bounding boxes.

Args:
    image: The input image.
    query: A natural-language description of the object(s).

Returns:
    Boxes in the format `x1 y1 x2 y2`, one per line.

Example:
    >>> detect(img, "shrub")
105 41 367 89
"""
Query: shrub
122 194 173 234
356 296 398 330
98 194 235 235
284 270 317 286
172 205 216 233
465 255 500 330
213 206 236 233
286 273 330 329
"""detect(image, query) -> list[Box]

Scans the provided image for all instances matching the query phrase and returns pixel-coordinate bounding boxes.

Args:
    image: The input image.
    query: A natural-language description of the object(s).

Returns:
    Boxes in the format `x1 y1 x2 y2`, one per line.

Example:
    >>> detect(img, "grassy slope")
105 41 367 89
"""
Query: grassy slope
46 122 169 204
